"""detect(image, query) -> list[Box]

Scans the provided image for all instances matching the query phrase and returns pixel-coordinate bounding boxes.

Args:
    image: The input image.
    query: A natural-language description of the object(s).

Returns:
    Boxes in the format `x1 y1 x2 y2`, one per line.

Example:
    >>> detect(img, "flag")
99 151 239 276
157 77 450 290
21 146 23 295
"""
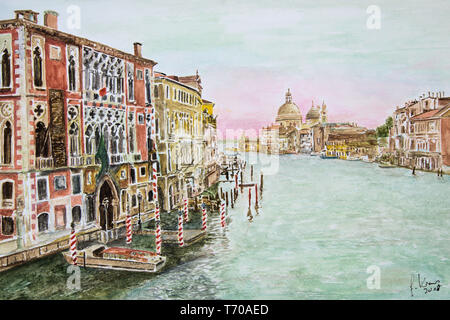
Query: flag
99 87 107 97
95 134 109 180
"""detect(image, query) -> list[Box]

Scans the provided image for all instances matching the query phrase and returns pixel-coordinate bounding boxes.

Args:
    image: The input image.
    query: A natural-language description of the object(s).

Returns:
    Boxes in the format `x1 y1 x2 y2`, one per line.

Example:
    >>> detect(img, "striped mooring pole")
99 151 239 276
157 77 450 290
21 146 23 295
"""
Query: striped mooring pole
177 210 184 247
220 200 226 228
183 198 189 223
70 222 78 266
201 203 208 231
126 213 132 244
155 202 160 220
155 219 162 255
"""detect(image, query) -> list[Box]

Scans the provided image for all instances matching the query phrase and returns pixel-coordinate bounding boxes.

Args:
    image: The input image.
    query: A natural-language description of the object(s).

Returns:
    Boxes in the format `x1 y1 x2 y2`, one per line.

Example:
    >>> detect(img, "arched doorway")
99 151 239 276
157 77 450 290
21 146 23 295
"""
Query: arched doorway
96 177 118 230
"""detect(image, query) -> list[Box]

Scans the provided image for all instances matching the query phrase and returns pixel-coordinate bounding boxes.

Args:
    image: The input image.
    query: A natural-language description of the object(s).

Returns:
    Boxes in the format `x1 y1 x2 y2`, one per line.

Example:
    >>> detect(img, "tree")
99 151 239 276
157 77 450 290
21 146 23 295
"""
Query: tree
376 116 393 138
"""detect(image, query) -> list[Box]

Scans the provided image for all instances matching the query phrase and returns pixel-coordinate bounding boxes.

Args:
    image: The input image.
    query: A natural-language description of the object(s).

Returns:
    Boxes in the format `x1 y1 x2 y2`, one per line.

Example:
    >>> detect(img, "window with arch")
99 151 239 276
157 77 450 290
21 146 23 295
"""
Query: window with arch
1 48 11 88
72 206 81 224
68 54 76 91
35 121 50 158
1 180 13 208
38 213 49 232
2 120 12 165
69 122 80 156
33 46 43 87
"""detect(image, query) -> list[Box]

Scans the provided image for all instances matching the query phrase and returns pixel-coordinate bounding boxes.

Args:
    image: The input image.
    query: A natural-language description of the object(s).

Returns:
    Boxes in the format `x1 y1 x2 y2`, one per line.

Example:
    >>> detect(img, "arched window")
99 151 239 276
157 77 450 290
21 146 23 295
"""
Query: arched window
35 121 50 158
72 206 81 224
68 55 76 91
2 121 12 164
33 46 43 87
38 213 49 232
69 122 79 156
85 125 93 154
1 48 11 88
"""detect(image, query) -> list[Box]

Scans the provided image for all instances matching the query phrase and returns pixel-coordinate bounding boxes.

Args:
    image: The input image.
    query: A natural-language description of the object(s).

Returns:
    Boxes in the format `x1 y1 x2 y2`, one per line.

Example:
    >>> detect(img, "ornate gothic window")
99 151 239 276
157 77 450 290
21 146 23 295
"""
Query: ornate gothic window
127 63 134 101
69 122 80 156
35 121 50 158
68 55 76 91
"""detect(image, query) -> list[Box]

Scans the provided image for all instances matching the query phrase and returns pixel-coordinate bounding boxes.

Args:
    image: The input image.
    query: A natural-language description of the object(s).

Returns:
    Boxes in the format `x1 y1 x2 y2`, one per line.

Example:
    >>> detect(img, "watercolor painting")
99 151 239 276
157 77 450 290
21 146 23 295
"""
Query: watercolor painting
0 0 448 303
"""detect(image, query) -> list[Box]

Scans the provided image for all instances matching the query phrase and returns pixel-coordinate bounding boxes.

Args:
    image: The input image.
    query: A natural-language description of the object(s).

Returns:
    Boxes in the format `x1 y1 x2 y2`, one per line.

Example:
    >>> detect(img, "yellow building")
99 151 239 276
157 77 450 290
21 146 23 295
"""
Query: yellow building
153 72 205 211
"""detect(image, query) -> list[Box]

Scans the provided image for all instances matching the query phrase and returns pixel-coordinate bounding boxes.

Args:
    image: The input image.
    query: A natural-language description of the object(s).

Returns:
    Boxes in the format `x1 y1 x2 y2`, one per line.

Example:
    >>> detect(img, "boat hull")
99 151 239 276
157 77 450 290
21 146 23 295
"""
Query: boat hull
63 247 166 273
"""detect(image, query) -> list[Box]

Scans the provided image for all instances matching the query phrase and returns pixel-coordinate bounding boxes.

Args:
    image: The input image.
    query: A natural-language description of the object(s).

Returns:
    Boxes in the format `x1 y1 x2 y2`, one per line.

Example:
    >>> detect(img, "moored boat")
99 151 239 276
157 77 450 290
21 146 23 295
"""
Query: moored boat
378 162 396 168
63 244 166 273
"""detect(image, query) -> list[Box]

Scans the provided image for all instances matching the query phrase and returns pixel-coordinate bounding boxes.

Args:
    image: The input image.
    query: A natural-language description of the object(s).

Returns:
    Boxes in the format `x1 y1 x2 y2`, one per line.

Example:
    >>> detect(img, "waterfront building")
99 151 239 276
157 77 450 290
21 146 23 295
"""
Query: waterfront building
311 122 377 160
238 134 260 153
260 90 328 154
389 92 450 171
202 99 220 188
153 72 212 211
0 9 160 254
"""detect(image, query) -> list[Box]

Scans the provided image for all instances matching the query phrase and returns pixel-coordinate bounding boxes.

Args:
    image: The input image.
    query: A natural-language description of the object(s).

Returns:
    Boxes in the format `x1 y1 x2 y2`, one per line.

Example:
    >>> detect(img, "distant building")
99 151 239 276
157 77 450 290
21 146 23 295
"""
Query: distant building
260 89 328 154
389 91 450 171
311 122 377 160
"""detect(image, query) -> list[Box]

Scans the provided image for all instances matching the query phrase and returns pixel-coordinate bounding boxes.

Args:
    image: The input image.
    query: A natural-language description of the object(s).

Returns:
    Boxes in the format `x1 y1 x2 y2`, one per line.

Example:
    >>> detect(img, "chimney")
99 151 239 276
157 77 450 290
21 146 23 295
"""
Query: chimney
133 42 142 57
44 10 58 29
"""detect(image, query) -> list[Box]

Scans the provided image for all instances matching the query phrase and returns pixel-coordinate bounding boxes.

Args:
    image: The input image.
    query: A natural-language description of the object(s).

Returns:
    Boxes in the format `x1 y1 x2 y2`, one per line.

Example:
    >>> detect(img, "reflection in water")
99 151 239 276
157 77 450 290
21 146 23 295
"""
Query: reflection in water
0 153 449 299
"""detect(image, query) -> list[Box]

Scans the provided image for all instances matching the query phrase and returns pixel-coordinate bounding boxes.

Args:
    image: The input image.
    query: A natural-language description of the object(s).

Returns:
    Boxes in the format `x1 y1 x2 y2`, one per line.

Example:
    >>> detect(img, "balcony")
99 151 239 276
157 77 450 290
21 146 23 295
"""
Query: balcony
84 155 97 166
110 154 124 165
36 157 54 170
69 156 84 167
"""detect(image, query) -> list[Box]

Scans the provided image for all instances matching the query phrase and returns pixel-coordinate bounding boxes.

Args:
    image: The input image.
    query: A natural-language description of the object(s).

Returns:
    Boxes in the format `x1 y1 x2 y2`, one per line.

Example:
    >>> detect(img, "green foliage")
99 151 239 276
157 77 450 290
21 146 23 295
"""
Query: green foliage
376 116 393 138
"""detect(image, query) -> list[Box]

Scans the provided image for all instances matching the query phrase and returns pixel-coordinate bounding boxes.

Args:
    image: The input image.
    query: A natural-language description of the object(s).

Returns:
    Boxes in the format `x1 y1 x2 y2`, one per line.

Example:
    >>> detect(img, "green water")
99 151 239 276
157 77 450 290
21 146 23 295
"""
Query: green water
0 153 448 299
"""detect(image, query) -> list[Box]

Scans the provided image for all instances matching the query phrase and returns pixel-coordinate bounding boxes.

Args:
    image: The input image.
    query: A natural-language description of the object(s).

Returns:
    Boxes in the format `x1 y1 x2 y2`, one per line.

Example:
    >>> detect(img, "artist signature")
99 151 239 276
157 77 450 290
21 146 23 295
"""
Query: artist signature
410 273 441 296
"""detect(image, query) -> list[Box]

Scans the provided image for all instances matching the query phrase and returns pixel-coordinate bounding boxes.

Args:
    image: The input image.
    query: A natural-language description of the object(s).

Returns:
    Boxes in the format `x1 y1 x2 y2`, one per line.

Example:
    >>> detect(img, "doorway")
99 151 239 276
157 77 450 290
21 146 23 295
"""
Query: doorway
98 179 117 230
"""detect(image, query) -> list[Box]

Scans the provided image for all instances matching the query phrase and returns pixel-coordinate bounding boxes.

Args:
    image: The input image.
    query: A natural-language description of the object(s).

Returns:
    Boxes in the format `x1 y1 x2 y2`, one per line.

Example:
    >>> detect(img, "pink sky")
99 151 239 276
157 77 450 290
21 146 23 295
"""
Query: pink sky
204 67 417 138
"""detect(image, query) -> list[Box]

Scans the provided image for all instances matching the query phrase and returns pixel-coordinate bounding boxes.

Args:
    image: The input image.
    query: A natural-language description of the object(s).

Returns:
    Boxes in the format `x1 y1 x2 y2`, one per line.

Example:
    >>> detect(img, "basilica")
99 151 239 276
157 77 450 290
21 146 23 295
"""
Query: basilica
260 89 327 154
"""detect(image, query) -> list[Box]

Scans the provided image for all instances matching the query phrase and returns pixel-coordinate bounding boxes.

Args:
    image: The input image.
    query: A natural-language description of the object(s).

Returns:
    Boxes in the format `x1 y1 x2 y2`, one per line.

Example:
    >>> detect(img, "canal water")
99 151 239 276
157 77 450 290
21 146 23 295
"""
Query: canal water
0 153 448 299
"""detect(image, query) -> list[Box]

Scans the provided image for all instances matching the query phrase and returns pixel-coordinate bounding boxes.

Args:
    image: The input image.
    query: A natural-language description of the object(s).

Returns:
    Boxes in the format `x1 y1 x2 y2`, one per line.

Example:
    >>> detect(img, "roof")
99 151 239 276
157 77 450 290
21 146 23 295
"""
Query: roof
411 105 450 120
0 15 157 67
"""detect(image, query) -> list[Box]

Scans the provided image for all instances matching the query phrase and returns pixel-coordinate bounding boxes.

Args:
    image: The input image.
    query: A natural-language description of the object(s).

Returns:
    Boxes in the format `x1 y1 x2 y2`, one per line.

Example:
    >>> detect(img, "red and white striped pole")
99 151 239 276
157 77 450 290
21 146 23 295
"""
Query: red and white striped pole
177 210 184 247
201 203 207 231
183 198 189 223
152 162 158 204
126 214 132 244
155 202 160 221
155 219 162 255
70 223 78 266
220 200 226 228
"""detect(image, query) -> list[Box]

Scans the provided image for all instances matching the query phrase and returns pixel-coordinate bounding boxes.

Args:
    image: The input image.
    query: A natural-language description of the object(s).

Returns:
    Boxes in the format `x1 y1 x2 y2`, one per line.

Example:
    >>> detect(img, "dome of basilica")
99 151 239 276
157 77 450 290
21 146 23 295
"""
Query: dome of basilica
306 103 321 120
275 89 302 123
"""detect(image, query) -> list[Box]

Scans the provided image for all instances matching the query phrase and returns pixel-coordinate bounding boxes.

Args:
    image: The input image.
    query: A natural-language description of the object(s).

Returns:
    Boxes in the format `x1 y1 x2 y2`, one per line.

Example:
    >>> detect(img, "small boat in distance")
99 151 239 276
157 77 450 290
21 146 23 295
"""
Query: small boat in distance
378 162 396 168
63 244 166 273
320 149 338 159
